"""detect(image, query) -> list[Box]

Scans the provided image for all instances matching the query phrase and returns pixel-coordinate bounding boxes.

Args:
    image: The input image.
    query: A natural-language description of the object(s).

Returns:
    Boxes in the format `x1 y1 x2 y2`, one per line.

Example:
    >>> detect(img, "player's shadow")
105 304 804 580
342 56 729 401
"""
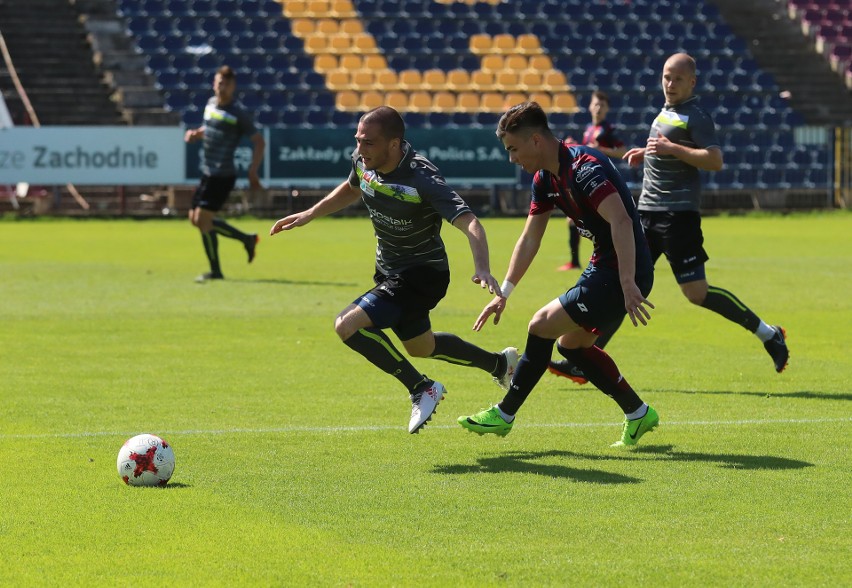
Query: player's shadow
433 446 812 482
433 450 641 485
653 389 852 402
233 278 358 287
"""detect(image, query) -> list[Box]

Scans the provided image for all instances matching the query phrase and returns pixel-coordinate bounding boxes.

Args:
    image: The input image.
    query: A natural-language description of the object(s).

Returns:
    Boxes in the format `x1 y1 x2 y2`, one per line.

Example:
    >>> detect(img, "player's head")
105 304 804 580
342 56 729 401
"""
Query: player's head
661 53 696 105
356 106 406 173
213 65 237 104
589 90 610 124
496 102 555 174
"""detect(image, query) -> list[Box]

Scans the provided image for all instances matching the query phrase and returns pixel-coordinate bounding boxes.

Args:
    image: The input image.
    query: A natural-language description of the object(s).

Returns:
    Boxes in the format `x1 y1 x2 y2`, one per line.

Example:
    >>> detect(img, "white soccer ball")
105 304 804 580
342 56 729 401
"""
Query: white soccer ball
117 433 176 487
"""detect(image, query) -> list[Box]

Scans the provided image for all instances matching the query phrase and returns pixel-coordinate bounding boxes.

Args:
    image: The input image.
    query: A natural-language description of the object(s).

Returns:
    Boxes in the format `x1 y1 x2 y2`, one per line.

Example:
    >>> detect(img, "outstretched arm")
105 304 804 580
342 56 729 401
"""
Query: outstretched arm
451 212 500 295
270 181 361 235
473 212 549 331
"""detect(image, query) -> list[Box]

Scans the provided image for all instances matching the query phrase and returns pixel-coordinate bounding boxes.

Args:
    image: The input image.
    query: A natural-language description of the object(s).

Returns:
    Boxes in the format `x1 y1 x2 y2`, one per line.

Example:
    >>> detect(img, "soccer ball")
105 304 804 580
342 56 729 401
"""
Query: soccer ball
117 434 176 487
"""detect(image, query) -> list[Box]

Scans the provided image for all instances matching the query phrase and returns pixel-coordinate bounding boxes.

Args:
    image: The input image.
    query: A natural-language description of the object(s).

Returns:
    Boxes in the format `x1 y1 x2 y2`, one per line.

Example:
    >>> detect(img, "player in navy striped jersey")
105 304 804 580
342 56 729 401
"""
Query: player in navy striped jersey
185 66 264 283
559 90 627 272
270 106 518 434
459 101 659 447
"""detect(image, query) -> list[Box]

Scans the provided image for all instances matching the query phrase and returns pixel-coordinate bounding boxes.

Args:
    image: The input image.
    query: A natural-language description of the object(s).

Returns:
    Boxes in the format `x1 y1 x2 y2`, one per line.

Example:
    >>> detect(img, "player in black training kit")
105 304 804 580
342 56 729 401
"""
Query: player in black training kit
459 101 660 447
269 106 519 434
185 65 265 282
549 53 789 385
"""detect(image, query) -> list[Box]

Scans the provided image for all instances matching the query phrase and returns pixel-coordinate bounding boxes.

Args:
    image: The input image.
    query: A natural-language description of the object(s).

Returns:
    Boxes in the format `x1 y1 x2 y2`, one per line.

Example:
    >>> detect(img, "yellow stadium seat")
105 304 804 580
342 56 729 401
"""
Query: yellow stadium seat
336 90 359 110
470 70 495 91
306 0 330 16
398 70 422 90
505 55 528 71
516 34 541 54
457 92 480 112
363 54 388 70
350 70 374 91
385 91 408 110
282 0 307 17
505 92 528 108
325 70 350 91
528 54 553 72
445 69 471 91
353 34 378 53
481 54 504 73
374 69 398 89
469 34 491 54
330 0 356 17
553 93 578 112
359 91 384 110
316 19 339 36
314 54 338 73
338 54 362 71
290 18 315 36
432 92 456 112
339 18 362 35
422 69 446 90
408 92 432 112
480 93 504 112
529 93 553 110
492 34 515 54
494 70 519 92
520 70 544 91
303 35 328 53
544 70 569 88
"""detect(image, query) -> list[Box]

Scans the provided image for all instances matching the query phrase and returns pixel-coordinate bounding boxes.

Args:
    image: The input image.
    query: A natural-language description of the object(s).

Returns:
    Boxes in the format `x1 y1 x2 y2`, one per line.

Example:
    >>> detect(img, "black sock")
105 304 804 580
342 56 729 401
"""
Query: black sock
701 285 760 332
201 231 221 275
430 332 501 374
498 333 554 415
560 346 643 414
569 222 580 265
213 218 251 243
344 328 426 392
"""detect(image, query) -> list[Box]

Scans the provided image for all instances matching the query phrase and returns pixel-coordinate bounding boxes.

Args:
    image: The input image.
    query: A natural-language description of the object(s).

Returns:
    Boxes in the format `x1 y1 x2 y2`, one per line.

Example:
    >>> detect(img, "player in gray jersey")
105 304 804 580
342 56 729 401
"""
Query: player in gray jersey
550 53 789 384
269 106 518 434
185 66 265 282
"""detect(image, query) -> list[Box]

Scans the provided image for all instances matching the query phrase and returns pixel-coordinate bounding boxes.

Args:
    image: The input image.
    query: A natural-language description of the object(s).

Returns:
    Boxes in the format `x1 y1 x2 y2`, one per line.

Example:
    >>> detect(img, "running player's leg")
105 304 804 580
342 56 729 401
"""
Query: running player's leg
666 211 789 372
190 176 231 281
212 218 259 263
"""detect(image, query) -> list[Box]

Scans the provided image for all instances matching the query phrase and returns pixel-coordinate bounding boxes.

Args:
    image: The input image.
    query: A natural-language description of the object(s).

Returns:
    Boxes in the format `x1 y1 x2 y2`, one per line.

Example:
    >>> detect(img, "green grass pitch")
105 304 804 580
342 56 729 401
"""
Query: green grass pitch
1 211 850 586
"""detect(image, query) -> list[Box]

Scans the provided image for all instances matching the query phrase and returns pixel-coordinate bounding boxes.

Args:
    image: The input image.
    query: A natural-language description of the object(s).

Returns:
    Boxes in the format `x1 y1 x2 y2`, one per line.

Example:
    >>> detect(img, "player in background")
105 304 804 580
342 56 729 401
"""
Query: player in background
558 90 627 272
458 102 659 447
269 106 518 434
549 53 789 384
185 65 264 283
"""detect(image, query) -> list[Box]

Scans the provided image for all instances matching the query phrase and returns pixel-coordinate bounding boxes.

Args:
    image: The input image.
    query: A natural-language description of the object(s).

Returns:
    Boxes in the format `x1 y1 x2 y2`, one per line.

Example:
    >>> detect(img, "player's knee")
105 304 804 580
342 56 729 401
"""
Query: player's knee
527 312 550 336
333 315 354 340
682 288 706 305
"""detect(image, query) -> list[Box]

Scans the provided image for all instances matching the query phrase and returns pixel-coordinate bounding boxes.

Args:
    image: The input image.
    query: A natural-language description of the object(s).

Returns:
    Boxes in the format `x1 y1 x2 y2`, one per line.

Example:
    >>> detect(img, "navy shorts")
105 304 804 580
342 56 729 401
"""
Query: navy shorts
640 210 709 283
558 264 653 334
191 175 236 212
355 266 450 341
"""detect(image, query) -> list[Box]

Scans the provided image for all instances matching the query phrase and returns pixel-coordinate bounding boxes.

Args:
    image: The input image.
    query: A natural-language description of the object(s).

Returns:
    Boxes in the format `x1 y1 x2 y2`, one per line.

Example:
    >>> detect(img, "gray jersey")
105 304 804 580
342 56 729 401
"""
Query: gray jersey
347 141 472 275
201 97 258 177
639 96 719 212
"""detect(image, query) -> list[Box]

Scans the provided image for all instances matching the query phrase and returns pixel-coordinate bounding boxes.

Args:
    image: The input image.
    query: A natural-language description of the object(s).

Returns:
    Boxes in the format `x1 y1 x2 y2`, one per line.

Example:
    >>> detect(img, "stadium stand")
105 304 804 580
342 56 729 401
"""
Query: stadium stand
1 0 848 204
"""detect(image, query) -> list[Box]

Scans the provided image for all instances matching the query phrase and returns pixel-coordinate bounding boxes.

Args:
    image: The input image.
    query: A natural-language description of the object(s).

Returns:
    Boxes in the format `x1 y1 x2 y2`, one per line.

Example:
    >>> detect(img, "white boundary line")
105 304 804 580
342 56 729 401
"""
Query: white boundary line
1 417 850 440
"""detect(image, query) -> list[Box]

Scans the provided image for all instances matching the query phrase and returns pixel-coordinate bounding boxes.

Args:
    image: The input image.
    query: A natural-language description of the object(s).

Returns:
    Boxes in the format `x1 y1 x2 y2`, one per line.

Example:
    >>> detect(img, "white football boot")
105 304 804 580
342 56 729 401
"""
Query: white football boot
408 381 445 434
493 347 520 391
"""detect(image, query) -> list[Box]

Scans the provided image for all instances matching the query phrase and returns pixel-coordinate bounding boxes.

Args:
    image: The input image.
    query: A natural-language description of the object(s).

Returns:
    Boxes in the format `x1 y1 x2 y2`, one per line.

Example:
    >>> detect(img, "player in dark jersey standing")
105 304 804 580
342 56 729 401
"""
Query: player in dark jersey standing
185 66 264 282
269 106 519 434
550 53 789 382
458 102 659 447
558 90 627 272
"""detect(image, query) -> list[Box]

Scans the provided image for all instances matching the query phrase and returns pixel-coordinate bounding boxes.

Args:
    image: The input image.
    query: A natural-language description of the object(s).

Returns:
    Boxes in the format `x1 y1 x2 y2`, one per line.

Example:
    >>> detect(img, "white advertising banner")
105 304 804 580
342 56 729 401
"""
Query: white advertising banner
0 127 185 184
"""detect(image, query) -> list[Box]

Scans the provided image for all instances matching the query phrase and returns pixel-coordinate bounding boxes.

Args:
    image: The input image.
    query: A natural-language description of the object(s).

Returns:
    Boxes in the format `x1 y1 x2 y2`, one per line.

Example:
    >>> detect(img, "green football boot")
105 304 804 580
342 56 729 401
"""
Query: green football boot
611 405 659 447
458 406 514 437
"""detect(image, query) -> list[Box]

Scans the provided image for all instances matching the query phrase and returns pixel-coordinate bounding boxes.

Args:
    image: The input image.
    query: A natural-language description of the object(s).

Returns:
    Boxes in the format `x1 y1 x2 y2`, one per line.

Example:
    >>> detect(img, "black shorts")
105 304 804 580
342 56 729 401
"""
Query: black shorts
191 175 236 212
640 210 709 281
355 266 450 341
558 264 653 334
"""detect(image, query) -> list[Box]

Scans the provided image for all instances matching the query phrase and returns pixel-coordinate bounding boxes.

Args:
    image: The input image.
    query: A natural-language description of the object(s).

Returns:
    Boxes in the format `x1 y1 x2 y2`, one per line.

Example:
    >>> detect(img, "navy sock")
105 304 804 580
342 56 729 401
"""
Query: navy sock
701 285 761 332
498 333 555 415
560 346 643 414
569 222 580 265
201 231 221 275
213 218 251 243
430 332 501 374
344 328 426 392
